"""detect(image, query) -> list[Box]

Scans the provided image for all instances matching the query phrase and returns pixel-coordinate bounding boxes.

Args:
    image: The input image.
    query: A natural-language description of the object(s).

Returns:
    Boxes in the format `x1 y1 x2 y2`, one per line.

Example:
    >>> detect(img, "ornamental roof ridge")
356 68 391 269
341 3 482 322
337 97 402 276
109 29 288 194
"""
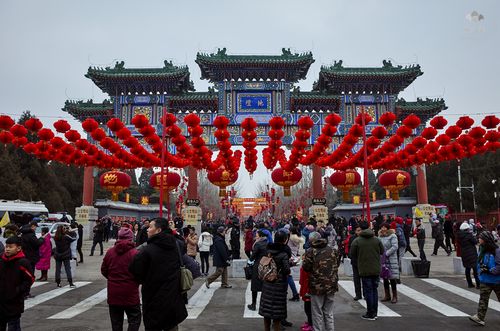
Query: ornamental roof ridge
196 48 314 62
320 59 422 74
86 60 190 76
64 99 113 107
395 97 447 110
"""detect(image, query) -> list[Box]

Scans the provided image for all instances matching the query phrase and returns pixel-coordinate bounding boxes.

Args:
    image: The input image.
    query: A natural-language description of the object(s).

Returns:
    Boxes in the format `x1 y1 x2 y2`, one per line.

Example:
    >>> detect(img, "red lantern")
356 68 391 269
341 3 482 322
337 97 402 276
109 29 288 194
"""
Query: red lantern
99 170 131 201
149 171 181 202
329 170 361 202
378 170 411 201
208 167 238 197
271 168 302 197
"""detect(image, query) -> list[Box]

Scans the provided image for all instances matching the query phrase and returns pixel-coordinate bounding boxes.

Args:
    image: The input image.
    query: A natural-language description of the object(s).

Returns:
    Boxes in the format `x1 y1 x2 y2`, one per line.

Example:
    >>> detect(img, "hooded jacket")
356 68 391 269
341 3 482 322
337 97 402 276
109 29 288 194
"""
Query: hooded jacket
101 240 139 306
457 230 478 268
198 231 213 252
350 229 384 277
378 229 400 279
0 251 34 319
20 226 43 266
302 239 339 295
129 232 187 330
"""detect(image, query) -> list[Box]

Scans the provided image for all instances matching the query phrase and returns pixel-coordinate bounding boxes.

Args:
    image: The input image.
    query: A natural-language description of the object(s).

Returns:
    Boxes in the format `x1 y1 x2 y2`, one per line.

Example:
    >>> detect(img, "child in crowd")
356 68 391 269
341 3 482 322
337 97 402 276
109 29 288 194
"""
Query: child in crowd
299 255 313 331
0 236 35 330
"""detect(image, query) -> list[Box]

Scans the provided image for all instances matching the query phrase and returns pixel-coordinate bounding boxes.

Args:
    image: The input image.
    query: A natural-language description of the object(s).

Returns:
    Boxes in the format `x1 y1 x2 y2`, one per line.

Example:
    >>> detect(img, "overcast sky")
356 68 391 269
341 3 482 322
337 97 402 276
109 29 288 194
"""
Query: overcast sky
0 0 498 197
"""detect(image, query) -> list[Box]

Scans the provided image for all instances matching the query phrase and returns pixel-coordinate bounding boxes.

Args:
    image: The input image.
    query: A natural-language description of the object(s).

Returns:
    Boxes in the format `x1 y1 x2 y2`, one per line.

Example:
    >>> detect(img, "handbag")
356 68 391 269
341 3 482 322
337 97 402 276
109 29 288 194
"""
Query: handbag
380 254 392 279
176 241 193 293
244 264 253 280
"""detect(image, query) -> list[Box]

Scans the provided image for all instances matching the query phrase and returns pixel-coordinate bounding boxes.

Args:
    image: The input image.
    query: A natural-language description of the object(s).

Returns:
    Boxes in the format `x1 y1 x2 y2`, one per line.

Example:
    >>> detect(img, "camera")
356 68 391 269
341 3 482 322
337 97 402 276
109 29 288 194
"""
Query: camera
479 264 490 274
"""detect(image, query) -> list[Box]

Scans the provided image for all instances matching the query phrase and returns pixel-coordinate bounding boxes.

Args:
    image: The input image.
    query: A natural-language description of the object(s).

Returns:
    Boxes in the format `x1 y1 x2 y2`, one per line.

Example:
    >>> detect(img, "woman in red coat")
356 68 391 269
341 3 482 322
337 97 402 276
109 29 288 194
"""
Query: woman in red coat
244 225 254 259
101 228 141 331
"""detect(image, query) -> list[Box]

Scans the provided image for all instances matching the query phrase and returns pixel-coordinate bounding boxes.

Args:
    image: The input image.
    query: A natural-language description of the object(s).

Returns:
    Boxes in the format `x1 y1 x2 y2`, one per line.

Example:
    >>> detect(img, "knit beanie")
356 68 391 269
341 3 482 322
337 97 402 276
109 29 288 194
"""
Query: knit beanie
118 228 134 241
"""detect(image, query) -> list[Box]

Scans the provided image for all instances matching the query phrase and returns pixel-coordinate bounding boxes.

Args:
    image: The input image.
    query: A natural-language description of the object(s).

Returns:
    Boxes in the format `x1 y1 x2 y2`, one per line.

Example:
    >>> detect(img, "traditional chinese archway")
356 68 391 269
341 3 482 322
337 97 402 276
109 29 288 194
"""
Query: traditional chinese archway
2 49 498 221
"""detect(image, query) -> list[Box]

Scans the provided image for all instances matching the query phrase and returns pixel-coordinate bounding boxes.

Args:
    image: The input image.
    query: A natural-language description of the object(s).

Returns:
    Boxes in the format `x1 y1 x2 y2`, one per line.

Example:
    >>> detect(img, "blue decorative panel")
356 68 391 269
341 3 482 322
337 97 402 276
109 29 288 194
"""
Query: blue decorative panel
236 92 272 113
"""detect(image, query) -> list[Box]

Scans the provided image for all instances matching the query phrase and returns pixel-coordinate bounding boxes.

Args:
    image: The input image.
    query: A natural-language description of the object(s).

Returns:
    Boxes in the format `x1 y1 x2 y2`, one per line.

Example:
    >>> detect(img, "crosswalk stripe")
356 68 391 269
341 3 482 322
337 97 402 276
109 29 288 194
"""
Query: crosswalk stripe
398 284 468 316
422 279 500 312
243 282 262 318
31 281 48 288
186 282 221 320
338 280 401 317
48 288 108 319
25 282 91 310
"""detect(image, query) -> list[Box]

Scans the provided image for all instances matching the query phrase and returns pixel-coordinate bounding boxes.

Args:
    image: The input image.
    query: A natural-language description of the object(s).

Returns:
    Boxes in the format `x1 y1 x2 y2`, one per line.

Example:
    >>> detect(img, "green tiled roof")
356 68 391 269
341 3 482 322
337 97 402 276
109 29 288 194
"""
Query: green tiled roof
314 60 423 94
290 91 341 112
395 98 447 122
195 48 315 82
62 100 114 121
168 92 218 112
85 61 193 94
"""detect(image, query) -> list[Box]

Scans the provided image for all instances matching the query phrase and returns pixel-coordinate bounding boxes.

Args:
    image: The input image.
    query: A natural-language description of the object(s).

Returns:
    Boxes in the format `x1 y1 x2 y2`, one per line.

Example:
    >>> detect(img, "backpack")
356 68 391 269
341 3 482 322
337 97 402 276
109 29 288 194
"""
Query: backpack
258 253 278 282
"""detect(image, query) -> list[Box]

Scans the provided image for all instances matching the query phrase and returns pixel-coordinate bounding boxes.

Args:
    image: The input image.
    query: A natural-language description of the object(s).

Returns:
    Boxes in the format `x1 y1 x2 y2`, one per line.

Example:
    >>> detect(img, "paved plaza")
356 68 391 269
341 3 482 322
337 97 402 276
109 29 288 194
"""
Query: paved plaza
18 239 500 331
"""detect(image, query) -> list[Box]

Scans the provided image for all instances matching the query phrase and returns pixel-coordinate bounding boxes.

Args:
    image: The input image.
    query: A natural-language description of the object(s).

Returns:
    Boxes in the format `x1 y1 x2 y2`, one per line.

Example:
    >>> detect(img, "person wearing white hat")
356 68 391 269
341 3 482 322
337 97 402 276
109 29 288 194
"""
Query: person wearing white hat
457 222 480 288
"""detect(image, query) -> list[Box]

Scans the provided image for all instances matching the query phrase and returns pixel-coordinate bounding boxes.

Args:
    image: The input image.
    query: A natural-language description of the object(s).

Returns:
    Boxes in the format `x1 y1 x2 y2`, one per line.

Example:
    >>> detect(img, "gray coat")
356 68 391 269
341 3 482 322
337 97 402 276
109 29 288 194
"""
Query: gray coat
378 230 400 280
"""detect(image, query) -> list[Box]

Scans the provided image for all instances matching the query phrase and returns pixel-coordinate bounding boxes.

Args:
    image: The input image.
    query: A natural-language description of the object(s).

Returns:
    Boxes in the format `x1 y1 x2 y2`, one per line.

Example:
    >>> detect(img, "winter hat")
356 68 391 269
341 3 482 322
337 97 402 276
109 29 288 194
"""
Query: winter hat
118 228 134 241
390 222 397 230
284 224 291 230
459 222 470 231
468 218 475 224
395 216 404 225
217 226 225 234
306 224 315 232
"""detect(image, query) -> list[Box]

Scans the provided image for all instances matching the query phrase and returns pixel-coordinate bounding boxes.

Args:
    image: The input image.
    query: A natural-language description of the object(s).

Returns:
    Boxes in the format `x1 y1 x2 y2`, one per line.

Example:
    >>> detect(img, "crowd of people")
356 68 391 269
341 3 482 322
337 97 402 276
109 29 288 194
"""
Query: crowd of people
0 211 499 330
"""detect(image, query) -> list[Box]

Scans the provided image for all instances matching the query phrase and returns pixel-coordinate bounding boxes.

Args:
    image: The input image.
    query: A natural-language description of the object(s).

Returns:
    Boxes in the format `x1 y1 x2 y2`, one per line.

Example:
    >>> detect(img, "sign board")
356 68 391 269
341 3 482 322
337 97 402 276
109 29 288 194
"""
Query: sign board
412 204 436 223
308 205 328 222
182 206 201 226
186 199 200 206
312 198 327 205
75 206 98 223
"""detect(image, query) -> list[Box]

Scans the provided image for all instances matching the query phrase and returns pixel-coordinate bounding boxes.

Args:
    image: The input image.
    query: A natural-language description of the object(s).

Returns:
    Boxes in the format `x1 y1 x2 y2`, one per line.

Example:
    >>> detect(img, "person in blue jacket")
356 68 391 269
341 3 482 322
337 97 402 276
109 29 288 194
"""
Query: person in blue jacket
469 231 500 326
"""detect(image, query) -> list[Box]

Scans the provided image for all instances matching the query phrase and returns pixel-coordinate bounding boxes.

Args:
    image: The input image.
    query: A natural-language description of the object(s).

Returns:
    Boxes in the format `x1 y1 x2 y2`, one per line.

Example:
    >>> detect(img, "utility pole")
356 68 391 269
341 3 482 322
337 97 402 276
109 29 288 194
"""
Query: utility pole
457 162 463 213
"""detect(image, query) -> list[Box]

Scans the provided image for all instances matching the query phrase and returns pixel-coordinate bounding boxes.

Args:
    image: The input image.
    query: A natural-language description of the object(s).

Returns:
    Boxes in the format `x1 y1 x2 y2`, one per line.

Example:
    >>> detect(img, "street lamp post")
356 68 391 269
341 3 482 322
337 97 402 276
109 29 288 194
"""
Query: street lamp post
456 180 476 220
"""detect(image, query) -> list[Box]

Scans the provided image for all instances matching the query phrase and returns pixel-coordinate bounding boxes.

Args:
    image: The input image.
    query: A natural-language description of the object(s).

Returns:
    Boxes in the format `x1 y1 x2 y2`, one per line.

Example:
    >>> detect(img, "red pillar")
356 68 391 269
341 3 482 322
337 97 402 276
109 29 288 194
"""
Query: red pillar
312 164 324 198
187 166 198 200
82 166 94 206
416 165 429 204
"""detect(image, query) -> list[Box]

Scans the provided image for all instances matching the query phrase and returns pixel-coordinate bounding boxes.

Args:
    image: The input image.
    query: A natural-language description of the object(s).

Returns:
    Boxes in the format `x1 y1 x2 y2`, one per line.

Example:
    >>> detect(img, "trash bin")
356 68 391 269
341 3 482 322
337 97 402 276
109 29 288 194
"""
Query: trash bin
411 260 431 278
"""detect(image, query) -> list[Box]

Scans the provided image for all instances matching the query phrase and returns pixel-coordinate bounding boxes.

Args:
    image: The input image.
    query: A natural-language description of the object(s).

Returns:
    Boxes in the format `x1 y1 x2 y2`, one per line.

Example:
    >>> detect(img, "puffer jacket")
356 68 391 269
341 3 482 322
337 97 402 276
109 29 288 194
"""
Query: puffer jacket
101 240 139 306
20 226 43 266
250 238 268 292
53 234 76 261
287 233 304 258
258 243 290 320
477 247 500 285
302 239 339 295
457 230 478 268
129 232 187 330
186 233 198 257
198 232 213 252
350 229 384 277
0 251 34 319
378 229 400 280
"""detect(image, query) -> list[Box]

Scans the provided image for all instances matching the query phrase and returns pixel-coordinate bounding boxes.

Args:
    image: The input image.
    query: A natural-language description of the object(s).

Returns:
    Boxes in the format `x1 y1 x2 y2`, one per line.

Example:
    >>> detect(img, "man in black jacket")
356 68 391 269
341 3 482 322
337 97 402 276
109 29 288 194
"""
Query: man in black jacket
129 218 187 331
205 226 232 289
348 225 363 300
230 220 241 260
0 236 35 330
90 219 104 256
20 221 43 273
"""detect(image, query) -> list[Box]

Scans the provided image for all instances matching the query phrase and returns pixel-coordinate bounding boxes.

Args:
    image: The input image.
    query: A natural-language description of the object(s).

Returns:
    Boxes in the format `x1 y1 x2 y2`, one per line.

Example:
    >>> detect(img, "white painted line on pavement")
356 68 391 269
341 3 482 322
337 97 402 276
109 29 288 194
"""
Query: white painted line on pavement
48 288 108 319
25 282 91 310
186 282 221 320
31 282 48 288
338 280 401 317
244 282 262 318
422 279 500 312
398 283 468 317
